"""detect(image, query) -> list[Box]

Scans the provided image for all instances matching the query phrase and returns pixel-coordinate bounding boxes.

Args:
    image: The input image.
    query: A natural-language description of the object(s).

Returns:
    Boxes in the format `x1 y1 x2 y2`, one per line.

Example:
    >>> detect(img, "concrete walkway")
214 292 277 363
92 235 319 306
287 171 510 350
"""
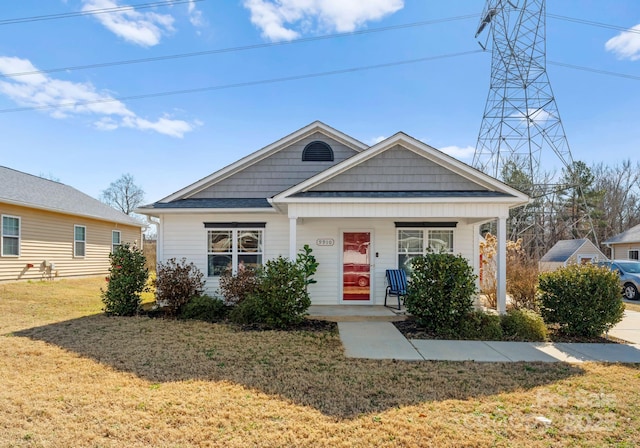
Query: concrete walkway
332 308 640 363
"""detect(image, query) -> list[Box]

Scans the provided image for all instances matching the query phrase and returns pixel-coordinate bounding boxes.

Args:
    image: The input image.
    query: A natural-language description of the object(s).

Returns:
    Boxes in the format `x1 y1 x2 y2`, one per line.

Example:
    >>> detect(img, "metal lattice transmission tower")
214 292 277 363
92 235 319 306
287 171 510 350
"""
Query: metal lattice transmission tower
473 0 593 256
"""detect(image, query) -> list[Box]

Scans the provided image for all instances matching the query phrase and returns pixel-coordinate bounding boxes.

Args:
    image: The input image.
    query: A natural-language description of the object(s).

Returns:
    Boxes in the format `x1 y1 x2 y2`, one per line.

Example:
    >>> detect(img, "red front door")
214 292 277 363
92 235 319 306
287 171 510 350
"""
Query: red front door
342 232 371 301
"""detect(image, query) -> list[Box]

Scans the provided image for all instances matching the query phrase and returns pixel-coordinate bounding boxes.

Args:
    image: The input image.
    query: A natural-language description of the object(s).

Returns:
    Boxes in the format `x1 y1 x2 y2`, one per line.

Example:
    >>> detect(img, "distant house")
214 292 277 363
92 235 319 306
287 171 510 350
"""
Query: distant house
603 224 640 261
538 238 607 272
138 121 528 312
1 166 144 282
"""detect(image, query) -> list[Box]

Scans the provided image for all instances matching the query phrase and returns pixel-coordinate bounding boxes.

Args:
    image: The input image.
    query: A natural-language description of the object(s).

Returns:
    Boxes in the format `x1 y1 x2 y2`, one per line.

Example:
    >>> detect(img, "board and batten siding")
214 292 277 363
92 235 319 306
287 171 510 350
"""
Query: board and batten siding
309 145 485 192
0 203 142 282
189 133 359 199
160 212 477 305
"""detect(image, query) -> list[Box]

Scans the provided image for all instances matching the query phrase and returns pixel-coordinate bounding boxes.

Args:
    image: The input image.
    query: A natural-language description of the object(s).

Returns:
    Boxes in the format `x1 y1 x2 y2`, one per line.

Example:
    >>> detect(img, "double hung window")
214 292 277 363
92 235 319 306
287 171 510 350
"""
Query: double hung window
2 215 20 256
74 225 86 257
397 228 454 275
207 227 263 276
112 230 121 253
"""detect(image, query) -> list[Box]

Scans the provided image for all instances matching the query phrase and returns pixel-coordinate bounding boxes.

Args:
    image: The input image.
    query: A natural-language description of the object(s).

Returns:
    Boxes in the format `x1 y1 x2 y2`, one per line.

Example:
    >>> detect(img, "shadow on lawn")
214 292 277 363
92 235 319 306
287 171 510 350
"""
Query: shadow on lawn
15 313 587 419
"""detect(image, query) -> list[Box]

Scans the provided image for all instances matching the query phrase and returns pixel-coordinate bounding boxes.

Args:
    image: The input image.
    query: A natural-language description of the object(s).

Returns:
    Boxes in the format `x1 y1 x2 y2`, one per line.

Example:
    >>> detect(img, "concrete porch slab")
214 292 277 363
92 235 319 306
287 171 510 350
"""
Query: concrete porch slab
309 305 406 322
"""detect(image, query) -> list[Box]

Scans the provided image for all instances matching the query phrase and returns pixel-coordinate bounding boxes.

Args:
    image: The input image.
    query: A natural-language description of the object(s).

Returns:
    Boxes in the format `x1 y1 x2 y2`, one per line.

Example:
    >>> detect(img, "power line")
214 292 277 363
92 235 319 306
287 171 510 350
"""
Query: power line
549 61 640 81
549 13 640 35
1 14 480 78
0 50 484 114
0 0 203 26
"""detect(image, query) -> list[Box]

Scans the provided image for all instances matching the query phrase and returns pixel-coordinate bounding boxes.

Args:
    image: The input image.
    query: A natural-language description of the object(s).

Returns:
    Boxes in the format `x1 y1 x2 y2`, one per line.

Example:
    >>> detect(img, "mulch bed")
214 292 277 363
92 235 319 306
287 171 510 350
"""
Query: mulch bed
393 317 621 344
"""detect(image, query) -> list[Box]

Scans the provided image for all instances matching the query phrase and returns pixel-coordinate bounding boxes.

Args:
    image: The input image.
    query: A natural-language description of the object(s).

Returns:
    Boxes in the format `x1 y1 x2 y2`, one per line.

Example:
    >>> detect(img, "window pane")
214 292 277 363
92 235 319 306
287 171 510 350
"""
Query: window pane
3 237 19 256
399 254 419 276
398 230 423 253
112 231 121 245
238 230 262 253
75 241 85 257
208 254 232 277
3 217 19 236
429 230 453 252
238 254 262 271
209 231 232 253
75 226 86 241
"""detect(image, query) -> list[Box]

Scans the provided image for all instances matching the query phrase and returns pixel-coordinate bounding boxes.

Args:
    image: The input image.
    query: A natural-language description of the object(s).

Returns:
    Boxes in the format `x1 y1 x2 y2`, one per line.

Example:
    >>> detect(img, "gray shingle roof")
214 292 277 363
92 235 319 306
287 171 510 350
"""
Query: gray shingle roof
540 239 590 262
603 223 640 245
141 198 272 209
0 166 143 227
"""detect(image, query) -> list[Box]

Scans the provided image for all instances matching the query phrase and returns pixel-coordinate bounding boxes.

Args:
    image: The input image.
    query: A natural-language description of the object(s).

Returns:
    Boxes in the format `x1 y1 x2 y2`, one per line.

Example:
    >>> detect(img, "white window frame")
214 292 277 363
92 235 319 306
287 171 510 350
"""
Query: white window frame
207 228 264 277
112 230 122 253
74 225 86 258
1 215 21 257
397 228 454 274
629 250 639 261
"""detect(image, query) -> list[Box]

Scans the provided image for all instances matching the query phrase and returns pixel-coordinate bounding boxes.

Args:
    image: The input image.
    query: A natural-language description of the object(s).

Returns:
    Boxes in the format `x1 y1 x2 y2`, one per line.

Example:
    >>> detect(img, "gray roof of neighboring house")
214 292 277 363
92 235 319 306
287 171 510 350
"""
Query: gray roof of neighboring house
141 198 272 209
0 166 143 227
539 239 600 262
603 223 640 245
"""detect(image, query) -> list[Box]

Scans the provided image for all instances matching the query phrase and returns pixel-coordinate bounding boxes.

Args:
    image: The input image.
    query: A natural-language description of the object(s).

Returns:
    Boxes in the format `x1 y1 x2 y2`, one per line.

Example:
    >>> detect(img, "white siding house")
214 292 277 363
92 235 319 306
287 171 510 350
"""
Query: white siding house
138 122 529 312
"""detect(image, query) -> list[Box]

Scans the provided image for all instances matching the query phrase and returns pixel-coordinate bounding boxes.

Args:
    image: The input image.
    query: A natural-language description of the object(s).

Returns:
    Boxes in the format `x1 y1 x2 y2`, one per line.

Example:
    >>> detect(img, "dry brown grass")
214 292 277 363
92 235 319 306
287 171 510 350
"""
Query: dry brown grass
1 278 640 447
625 301 640 313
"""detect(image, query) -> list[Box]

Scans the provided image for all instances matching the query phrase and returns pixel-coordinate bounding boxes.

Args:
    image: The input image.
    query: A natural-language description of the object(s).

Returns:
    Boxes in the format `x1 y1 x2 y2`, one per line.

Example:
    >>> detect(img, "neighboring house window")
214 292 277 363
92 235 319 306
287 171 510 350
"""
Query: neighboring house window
112 230 121 252
629 250 639 261
302 141 334 162
74 225 86 257
1 215 20 256
397 229 454 275
207 228 263 276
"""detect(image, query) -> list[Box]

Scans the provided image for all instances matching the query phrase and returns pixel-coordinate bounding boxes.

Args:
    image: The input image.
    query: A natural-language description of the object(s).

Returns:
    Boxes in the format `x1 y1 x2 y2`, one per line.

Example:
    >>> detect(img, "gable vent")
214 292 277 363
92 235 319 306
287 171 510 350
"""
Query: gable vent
302 141 334 162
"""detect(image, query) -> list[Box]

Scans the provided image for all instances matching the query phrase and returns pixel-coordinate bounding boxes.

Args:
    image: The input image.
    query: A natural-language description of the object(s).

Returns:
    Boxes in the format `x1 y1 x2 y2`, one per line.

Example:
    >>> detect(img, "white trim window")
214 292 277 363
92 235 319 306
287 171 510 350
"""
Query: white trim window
74 225 86 257
2 215 21 257
112 230 122 253
397 228 454 275
629 250 639 261
207 228 263 276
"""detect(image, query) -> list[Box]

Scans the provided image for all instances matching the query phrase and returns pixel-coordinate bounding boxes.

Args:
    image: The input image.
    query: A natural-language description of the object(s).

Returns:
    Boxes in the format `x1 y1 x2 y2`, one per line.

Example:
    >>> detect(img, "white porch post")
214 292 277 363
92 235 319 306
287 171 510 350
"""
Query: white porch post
289 217 297 260
496 216 507 314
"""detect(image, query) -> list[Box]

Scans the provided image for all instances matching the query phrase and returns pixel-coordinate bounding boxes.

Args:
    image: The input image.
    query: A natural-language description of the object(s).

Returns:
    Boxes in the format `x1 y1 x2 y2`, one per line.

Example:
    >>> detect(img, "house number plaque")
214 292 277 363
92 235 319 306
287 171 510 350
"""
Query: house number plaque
316 238 335 247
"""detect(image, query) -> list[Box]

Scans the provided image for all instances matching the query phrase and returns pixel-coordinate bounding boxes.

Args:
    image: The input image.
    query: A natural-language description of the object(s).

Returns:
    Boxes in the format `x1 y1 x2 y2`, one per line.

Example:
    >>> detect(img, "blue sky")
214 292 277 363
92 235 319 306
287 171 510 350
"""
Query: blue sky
1 0 639 204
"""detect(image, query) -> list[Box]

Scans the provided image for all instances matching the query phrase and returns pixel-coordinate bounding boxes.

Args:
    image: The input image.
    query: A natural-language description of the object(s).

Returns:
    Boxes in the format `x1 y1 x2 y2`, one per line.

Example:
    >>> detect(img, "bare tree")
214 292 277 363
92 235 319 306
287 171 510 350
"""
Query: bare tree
100 173 145 215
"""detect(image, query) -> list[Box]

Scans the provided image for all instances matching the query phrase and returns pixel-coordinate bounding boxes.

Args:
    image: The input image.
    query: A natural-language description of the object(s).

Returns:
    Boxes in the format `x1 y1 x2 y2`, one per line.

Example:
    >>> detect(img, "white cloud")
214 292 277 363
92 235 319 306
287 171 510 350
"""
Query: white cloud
439 145 475 160
0 56 196 138
243 0 404 41
369 135 386 145
605 24 640 61
82 0 175 47
188 0 206 28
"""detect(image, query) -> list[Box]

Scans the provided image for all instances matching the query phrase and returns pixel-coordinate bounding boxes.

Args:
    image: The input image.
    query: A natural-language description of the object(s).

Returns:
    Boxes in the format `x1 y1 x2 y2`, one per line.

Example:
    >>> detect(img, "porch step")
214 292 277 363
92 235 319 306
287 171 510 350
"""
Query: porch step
307 305 407 322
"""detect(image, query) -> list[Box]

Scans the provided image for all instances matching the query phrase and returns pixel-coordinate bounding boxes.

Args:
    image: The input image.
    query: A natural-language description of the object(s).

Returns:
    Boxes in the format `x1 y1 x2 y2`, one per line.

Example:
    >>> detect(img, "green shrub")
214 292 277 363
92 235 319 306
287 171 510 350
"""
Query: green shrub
501 308 548 341
229 256 311 329
459 311 503 340
538 263 624 338
297 244 319 292
219 267 260 306
404 252 477 336
179 295 228 322
155 258 205 315
102 243 149 316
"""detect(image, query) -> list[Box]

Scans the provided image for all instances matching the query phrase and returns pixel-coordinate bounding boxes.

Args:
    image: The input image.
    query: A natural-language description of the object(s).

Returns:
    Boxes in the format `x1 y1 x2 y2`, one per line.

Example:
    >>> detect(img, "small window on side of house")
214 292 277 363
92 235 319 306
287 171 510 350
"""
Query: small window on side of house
2 215 21 257
629 250 639 261
74 225 86 257
112 230 122 253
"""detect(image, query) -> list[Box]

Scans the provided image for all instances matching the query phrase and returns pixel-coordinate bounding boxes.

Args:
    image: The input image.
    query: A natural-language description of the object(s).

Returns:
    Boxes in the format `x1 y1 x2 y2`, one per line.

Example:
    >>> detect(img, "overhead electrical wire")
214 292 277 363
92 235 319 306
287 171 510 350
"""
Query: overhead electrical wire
0 0 204 25
548 13 640 35
0 50 484 114
1 14 481 78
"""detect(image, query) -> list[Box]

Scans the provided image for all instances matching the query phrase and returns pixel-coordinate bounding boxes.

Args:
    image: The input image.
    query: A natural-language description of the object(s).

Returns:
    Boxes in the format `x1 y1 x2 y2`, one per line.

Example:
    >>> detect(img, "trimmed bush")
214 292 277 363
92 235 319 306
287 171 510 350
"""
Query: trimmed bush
501 308 548 341
459 311 503 340
102 243 149 316
404 252 478 336
179 295 228 322
538 263 624 338
155 258 205 315
229 256 311 329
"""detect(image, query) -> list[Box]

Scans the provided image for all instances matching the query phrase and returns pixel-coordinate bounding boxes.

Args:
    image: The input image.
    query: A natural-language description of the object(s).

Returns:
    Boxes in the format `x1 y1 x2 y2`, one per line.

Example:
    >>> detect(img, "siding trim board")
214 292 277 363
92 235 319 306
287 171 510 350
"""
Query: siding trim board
395 222 457 228
204 222 266 228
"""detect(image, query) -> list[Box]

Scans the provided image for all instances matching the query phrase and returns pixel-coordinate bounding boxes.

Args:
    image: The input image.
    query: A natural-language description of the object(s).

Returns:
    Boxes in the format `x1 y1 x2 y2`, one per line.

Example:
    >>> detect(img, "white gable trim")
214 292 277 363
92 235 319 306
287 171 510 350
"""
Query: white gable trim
272 133 529 204
160 121 368 203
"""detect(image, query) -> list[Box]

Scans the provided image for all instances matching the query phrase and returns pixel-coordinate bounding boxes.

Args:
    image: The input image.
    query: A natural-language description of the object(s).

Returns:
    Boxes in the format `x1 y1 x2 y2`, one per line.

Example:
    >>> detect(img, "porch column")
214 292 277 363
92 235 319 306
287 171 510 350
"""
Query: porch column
496 216 507 314
289 217 297 260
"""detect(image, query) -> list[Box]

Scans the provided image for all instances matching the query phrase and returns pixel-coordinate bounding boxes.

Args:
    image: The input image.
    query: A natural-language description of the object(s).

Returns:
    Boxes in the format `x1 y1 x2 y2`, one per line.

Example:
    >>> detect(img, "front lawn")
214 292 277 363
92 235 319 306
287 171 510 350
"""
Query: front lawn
1 277 639 447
